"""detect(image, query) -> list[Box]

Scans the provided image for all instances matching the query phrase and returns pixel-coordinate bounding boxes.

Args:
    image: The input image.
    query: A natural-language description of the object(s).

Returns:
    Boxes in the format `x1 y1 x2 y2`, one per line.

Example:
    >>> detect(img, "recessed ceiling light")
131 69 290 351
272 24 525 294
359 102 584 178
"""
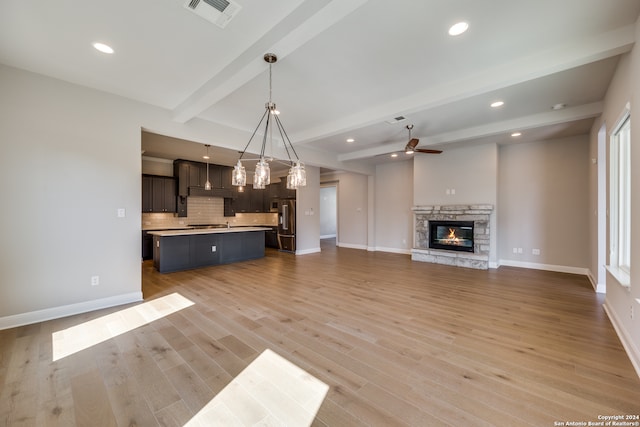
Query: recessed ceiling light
449 22 469 36
391 153 398 158
93 42 114 54
346 138 355 143
490 101 505 108
511 132 522 137
552 103 566 110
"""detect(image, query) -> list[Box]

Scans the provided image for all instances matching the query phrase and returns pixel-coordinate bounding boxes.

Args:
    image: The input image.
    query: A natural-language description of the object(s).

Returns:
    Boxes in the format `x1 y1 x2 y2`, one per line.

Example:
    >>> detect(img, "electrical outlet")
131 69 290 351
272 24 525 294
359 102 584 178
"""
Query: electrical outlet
532 248 540 255
211 246 217 252
513 247 518 254
517 248 523 254
91 276 99 286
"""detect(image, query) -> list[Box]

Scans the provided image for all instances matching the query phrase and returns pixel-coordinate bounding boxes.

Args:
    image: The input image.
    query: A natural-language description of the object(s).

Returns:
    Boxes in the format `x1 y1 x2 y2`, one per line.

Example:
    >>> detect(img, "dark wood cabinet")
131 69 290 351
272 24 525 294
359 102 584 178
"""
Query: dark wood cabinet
172 159 283 216
224 197 236 217
233 186 251 213
228 185 269 213
152 230 265 273
221 165 233 189
142 175 153 212
142 230 154 260
142 175 176 213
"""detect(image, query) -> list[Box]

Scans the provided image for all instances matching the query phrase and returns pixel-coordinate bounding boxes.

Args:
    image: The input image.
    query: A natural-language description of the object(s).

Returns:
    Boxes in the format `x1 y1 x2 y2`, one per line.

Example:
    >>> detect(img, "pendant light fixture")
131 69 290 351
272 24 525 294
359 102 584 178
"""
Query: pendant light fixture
232 53 306 190
204 144 212 190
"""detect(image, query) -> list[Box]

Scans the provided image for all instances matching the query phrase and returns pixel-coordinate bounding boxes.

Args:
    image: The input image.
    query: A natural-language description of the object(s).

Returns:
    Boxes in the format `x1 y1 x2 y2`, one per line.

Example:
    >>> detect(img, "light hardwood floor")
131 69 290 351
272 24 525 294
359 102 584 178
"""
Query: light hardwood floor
1 240 640 426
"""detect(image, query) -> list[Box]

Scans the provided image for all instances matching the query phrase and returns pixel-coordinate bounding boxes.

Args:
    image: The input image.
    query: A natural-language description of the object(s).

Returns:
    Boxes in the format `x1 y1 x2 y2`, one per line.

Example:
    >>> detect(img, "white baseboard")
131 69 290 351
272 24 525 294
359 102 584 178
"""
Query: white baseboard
337 242 368 250
373 246 412 255
498 259 589 276
0 291 143 331
320 234 336 239
603 302 640 380
296 247 321 255
587 269 606 293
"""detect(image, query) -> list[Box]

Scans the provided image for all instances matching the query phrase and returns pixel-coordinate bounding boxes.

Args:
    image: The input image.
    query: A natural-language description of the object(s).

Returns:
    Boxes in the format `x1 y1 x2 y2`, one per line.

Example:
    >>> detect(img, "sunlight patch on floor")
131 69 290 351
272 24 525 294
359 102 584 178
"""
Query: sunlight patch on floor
185 349 329 426
52 293 194 361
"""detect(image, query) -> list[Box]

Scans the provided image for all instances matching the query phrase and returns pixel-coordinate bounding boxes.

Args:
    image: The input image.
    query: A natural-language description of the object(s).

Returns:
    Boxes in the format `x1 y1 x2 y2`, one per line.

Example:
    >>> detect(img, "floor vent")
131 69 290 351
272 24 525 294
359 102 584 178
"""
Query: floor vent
184 0 242 28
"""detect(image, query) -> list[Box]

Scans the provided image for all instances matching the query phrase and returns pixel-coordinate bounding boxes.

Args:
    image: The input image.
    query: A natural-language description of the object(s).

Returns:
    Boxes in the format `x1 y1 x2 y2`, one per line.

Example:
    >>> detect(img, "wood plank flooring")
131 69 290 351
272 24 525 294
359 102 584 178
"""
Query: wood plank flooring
1 240 640 426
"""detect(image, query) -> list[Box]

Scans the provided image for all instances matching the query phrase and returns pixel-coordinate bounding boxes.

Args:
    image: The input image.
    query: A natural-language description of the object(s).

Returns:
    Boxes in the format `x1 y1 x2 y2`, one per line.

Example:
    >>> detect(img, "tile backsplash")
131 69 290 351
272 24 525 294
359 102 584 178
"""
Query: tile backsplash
142 196 277 229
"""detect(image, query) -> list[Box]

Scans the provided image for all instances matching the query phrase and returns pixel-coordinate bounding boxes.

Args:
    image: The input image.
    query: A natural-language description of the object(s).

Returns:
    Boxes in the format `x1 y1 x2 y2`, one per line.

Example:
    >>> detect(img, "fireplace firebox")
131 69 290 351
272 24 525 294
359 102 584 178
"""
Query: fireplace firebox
429 221 474 252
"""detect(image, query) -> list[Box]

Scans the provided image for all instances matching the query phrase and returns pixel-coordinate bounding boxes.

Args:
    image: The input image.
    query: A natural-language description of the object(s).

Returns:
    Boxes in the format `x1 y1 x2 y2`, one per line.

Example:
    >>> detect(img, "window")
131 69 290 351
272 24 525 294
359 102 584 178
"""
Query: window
610 109 631 278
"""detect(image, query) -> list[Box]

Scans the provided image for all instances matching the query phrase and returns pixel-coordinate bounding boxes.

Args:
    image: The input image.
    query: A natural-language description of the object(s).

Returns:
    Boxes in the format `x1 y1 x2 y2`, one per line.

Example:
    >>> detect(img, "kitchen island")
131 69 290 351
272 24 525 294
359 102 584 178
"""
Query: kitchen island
148 227 270 273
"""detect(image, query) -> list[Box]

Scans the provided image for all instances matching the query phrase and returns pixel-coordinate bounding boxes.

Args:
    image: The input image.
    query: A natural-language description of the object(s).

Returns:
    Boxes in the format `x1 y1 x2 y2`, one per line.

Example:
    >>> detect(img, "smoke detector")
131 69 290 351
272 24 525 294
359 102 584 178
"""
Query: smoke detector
184 0 242 28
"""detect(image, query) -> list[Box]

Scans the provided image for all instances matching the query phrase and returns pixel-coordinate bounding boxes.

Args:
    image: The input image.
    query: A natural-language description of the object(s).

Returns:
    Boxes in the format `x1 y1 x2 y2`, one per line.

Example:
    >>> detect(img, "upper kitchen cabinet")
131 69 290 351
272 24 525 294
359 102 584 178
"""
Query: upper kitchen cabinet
142 174 176 213
174 160 233 197
174 160 234 216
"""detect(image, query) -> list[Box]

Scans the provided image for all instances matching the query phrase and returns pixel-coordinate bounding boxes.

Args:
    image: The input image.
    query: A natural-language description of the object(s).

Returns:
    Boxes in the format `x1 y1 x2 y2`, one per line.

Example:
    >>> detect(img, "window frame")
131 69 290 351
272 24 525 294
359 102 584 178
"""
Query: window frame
609 105 631 280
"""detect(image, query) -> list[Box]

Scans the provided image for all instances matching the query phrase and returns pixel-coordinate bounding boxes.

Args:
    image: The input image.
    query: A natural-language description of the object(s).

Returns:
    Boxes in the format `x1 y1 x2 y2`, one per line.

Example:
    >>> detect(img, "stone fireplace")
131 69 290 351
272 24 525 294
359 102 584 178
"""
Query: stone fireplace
412 205 493 269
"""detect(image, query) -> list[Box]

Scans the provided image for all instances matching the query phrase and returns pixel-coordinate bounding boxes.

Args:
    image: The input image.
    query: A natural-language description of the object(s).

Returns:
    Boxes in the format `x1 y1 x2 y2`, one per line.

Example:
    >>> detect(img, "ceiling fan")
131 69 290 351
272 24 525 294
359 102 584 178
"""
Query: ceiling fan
405 124 442 154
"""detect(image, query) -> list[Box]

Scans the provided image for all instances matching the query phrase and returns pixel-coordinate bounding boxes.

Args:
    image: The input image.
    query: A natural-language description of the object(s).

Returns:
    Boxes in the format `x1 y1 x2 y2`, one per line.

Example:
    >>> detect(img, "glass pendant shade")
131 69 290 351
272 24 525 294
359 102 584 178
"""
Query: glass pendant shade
253 158 270 189
231 53 306 190
232 160 246 187
204 144 212 190
286 161 306 189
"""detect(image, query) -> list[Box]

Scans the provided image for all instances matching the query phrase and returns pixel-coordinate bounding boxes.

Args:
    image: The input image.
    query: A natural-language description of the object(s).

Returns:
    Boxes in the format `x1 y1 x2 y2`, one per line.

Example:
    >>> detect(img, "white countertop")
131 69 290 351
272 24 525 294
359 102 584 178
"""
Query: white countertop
147 227 272 237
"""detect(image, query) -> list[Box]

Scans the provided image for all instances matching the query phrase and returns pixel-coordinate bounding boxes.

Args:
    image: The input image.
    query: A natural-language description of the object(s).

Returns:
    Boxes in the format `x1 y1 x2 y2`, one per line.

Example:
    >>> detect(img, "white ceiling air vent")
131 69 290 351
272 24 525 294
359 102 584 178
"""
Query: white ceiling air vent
386 115 407 124
184 0 242 28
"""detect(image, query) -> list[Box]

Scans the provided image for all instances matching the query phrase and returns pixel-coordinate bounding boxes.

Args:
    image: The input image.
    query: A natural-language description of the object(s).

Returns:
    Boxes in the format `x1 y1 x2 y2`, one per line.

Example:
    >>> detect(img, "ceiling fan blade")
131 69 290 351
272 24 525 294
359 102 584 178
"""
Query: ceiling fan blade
405 138 419 151
415 148 443 154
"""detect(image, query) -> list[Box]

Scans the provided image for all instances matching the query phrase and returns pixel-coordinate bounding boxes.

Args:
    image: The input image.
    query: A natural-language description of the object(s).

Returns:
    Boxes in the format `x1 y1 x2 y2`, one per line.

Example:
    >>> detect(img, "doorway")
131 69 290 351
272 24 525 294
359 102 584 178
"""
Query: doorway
320 183 338 246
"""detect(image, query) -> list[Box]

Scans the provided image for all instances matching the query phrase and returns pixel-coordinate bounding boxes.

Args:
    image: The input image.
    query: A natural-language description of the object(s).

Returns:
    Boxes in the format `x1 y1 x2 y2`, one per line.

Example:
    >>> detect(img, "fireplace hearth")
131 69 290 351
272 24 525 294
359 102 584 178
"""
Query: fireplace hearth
412 204 493 270
429 221 474 252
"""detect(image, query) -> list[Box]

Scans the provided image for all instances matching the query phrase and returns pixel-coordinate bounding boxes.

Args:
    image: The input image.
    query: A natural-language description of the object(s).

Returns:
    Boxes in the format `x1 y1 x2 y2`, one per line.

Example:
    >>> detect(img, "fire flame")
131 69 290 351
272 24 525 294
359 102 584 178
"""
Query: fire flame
445 228 460 244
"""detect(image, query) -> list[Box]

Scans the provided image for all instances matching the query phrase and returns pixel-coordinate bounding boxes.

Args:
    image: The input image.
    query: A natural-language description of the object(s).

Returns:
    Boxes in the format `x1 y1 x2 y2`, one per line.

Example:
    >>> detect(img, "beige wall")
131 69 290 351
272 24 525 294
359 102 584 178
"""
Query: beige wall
374 160 413 253
296 165 321 254
0 65 143 324
591 18 640 374
413 143 498 265
498 136 590 269
321 171 369 249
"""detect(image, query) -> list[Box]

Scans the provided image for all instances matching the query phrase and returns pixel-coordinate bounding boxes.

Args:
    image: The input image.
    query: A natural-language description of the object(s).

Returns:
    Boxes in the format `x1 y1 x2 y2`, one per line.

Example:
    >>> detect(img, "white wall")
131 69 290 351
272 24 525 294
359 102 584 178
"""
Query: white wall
591 18 640 375
374 160 413 253
321 171 369 249
0 65 143 326
498 136 590 271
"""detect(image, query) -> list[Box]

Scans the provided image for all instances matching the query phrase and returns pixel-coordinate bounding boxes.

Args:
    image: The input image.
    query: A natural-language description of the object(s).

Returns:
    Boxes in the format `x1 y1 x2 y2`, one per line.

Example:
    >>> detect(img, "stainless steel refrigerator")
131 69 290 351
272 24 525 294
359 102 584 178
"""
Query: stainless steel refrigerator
277 199 296 252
